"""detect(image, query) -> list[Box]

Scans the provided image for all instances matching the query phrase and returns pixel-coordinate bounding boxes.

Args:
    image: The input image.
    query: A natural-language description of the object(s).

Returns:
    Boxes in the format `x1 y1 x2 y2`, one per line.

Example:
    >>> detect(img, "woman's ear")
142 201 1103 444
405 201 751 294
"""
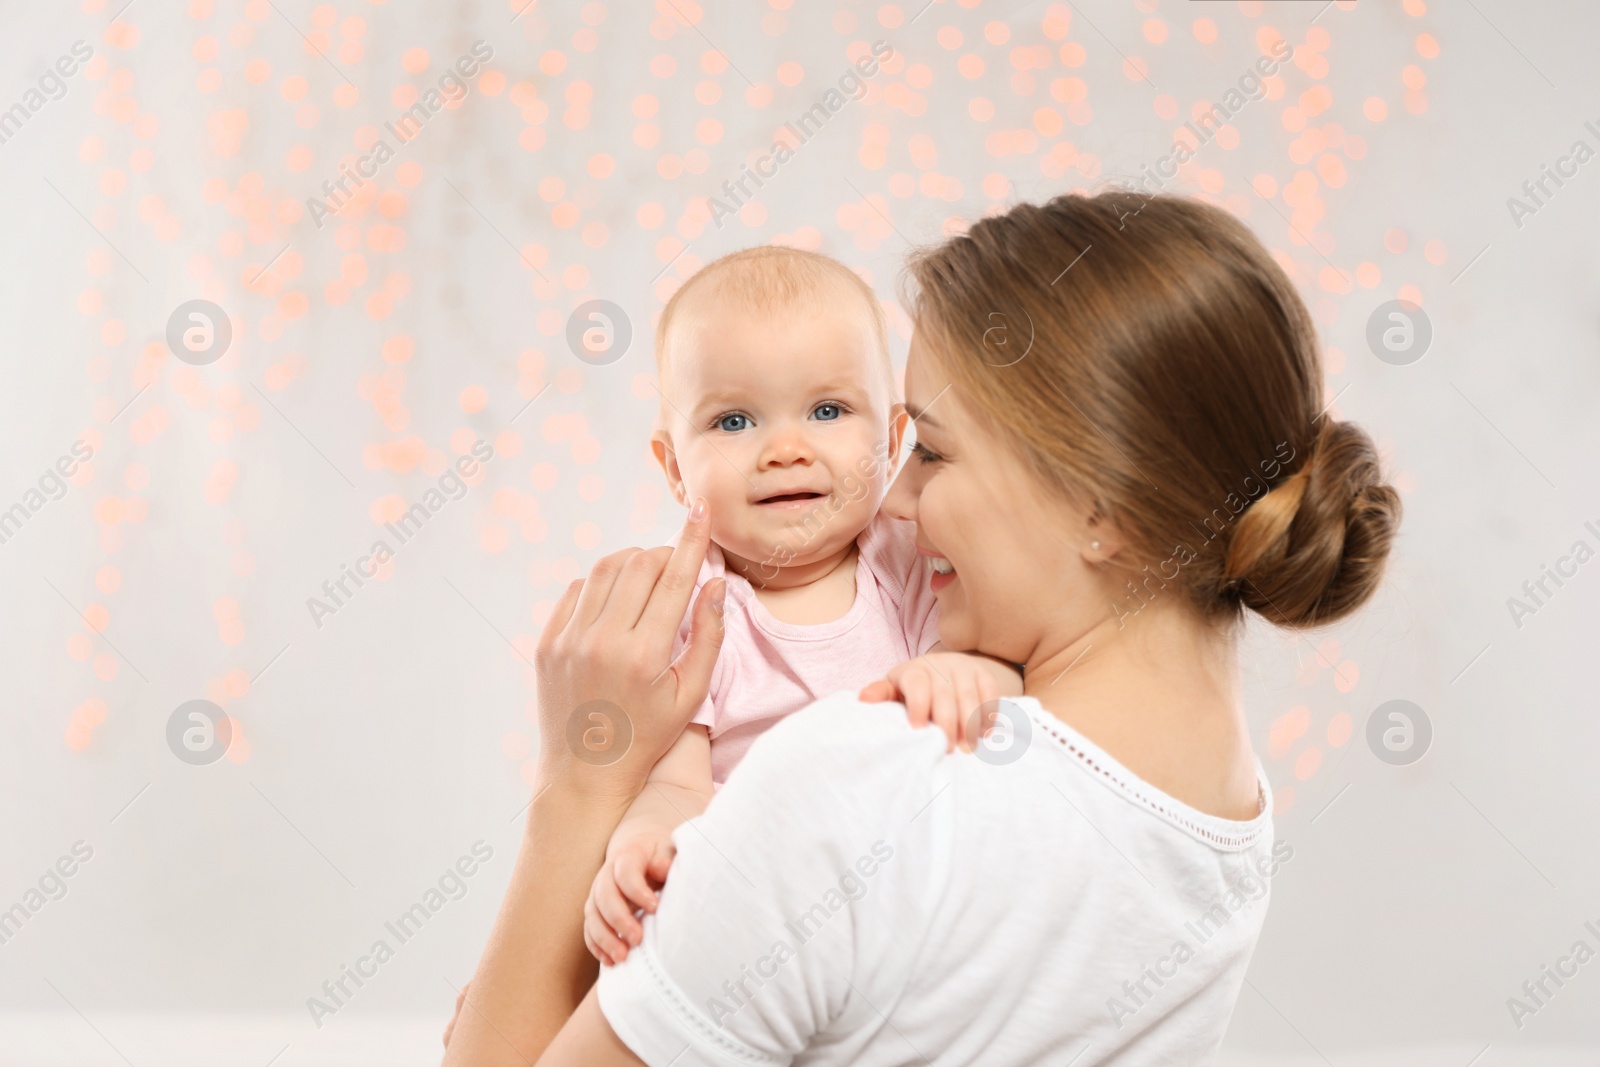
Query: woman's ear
1081 504 1125 563
651 429 689 508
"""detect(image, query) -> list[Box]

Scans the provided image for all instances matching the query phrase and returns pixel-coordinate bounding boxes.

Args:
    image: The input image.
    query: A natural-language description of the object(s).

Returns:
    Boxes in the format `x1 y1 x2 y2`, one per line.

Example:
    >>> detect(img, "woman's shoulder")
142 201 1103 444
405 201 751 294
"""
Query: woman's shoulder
771 688 924 738
600 695 959 1064
724 693 1271 842
680 693 961 907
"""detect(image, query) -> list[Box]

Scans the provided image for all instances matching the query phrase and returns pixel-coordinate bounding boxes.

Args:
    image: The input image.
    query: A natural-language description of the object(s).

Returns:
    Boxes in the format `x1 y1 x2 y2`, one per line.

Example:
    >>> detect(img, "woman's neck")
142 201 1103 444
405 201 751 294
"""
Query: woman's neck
1024 597 1236 699
1023 600 1261 821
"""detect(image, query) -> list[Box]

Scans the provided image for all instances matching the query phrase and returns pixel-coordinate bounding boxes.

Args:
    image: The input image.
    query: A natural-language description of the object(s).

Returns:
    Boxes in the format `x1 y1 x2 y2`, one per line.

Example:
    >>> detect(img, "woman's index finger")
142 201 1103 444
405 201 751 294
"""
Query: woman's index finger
639 498 710 634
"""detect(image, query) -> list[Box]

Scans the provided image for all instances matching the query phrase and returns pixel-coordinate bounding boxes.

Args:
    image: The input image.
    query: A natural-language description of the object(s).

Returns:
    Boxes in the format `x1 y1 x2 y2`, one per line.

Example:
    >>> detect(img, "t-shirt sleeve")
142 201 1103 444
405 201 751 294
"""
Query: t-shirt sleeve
595 693 951 1066
858 510 942 656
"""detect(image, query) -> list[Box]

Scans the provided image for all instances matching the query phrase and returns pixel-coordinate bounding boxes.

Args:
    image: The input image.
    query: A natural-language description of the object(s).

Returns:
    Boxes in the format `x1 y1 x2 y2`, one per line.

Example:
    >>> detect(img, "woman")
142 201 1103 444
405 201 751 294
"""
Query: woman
442 192 1400 1065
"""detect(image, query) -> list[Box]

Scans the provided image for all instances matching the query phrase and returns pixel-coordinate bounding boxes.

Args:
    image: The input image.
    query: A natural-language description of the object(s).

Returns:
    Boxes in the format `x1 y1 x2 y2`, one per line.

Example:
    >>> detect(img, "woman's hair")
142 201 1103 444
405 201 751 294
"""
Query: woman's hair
901 190 1400 629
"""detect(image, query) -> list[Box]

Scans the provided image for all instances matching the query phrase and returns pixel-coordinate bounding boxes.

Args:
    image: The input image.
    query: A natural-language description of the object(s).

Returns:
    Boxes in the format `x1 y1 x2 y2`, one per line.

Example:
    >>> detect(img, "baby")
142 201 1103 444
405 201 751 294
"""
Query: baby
583 246 1022 965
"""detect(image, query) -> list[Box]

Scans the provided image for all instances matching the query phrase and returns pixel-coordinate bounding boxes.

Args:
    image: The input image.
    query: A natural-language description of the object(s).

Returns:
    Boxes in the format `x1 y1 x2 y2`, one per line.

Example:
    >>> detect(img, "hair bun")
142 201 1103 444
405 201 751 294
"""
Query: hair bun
1223 420 1401 628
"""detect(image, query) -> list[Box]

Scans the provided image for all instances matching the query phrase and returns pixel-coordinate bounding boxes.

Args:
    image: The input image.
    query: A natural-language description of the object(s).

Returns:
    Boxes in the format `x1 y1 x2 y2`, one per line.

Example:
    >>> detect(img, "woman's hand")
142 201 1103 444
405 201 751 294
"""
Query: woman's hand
859 651 1024 752
441 501 725 1064
533 497 727 803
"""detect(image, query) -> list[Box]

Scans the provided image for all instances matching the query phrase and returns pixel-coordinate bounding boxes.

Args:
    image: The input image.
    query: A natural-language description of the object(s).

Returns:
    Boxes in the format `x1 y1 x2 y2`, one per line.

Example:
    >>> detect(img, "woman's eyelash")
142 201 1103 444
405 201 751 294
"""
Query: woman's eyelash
911 441 943 464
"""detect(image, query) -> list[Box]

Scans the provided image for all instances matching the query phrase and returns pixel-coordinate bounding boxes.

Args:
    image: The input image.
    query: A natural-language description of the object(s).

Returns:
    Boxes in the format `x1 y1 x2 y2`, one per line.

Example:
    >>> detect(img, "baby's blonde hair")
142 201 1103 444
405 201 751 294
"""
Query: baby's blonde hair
654 246 893 394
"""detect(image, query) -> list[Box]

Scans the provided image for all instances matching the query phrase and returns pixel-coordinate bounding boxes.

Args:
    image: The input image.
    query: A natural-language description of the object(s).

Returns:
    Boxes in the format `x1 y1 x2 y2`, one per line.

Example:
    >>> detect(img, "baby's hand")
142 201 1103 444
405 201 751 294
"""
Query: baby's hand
584 829 676 966
859 652 1024 752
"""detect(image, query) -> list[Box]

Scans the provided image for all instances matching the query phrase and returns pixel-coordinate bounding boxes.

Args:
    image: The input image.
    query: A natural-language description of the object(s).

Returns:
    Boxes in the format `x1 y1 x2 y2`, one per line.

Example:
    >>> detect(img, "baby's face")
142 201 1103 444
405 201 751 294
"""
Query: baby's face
654 298 900 578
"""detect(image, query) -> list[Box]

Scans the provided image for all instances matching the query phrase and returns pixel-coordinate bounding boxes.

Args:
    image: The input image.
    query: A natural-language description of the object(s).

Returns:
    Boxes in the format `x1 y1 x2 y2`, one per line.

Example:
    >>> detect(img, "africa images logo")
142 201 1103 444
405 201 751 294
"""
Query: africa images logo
0 40 93 148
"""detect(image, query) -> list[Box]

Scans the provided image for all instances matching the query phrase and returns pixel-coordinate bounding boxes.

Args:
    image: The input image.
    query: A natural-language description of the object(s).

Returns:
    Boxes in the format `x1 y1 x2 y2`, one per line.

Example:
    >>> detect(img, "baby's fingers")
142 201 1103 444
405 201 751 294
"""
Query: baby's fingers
972 671 1000 745
897 666 933 728
584 891 628 965
859 678 897 703
615 853 661 914
930 681 959 753
583 915 609 965
645 838 677 887
593 872 644 951
954 671 982 752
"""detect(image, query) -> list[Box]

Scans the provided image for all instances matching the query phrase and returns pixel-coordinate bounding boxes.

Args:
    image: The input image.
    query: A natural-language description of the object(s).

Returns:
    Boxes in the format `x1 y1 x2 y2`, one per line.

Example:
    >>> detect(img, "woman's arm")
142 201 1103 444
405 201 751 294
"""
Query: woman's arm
442 500 725 1067
444 785 634 1063
586 726 714 965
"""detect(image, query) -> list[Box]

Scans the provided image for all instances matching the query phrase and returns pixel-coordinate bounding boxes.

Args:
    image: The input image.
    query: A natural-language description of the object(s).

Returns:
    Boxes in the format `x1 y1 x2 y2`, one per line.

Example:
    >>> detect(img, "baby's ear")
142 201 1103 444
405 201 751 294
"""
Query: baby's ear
651 429 689 507
886 404 910 473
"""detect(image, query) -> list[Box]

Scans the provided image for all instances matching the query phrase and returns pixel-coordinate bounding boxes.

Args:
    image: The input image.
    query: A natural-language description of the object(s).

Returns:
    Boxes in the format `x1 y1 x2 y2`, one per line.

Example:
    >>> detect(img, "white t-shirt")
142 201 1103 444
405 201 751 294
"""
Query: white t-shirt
597 693 1281 1066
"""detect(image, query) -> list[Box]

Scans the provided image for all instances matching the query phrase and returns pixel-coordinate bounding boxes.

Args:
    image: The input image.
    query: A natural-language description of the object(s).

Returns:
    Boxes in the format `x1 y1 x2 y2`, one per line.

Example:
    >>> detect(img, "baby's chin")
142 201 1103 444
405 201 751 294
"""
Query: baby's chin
716 517 868 576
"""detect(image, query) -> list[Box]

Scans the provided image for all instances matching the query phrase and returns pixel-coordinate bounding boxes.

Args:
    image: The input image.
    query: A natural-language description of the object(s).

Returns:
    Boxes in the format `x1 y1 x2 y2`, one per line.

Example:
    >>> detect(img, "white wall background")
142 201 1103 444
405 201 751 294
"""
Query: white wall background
0 0 1596 1063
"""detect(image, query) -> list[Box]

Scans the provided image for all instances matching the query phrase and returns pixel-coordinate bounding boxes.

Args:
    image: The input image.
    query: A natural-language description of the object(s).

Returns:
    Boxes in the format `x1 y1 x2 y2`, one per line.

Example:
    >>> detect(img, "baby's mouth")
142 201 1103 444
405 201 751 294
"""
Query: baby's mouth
756 491 825 506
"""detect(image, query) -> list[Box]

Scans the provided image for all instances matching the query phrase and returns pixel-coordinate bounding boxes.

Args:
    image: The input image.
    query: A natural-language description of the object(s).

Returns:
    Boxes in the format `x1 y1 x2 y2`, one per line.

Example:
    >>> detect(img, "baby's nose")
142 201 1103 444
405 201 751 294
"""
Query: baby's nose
760 430 813 467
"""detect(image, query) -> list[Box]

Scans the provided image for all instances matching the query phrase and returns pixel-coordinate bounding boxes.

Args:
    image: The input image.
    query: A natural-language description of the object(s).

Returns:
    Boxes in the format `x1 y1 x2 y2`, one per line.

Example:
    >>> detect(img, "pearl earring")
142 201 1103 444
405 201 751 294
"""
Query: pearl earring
1090 540 1101 551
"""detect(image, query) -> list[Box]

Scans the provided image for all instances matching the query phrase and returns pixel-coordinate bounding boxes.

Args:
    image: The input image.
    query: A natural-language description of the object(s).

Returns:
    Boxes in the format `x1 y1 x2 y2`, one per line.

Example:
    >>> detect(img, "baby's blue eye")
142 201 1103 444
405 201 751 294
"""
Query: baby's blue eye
718 413 751 432
812 404 841 421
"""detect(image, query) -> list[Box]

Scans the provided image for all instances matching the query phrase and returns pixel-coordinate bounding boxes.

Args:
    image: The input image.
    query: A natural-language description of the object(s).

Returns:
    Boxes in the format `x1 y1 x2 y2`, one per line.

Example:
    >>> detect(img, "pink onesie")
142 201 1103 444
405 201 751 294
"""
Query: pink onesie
672 510 942 784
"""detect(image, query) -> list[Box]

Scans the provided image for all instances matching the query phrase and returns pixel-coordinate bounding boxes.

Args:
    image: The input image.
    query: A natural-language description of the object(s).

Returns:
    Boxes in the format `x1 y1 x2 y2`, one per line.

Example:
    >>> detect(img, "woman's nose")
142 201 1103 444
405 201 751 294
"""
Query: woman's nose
883 459 919 522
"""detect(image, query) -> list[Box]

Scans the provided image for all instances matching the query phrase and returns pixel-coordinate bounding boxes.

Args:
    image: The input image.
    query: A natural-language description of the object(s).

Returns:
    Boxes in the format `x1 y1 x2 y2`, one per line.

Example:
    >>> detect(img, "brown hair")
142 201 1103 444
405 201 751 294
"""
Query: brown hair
654 245 890 385
901 190 1400 629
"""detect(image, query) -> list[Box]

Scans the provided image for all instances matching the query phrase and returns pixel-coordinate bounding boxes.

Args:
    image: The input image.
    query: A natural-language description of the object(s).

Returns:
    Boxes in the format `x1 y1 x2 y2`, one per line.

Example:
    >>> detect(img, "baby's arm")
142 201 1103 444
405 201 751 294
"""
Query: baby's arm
583 723 713 966
860 644 1024 752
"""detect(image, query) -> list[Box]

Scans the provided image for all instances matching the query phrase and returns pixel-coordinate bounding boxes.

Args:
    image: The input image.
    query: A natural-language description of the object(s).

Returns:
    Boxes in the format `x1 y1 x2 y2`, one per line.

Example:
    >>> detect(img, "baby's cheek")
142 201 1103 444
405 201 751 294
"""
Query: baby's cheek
682 458 746 511
836 469 869 504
